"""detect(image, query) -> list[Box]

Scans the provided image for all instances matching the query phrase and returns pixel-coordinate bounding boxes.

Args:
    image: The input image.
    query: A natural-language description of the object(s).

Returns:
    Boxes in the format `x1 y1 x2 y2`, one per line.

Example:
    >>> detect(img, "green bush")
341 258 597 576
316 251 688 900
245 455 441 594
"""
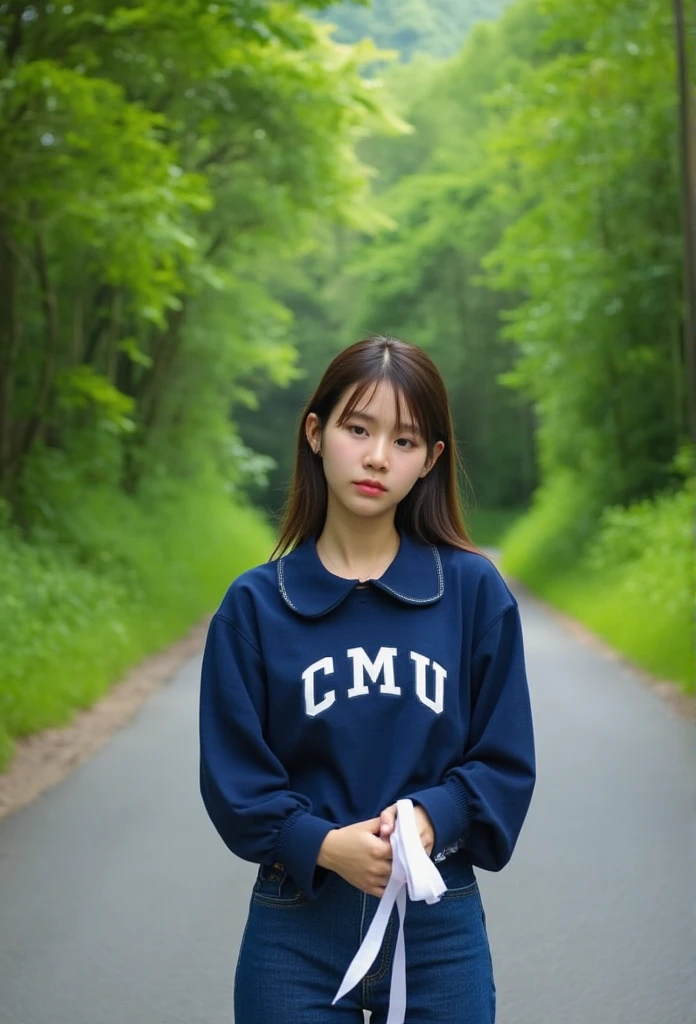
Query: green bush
502 472 603 586
0 483 275 772
502 474 694 691
466 507 523 549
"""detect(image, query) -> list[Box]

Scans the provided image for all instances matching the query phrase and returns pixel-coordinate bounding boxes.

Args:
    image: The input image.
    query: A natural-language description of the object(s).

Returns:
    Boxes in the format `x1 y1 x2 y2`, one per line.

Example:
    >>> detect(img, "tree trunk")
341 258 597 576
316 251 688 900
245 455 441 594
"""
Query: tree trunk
106 291 122 382
121 303 187 493
672 0 696 445
13 221 60 482
0 228 19 497
82 283 114 366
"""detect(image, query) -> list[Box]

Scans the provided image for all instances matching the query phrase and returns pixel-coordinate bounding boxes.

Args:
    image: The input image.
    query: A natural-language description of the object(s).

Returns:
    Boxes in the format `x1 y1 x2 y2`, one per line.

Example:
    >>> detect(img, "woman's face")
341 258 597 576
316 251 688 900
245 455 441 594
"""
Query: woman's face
305 381 444 521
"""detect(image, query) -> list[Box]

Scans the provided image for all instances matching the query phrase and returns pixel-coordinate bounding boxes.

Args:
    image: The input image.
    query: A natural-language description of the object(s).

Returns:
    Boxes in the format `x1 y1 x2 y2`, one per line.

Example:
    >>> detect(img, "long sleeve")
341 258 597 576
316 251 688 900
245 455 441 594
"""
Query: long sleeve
199 612 336 897
407 602 536 871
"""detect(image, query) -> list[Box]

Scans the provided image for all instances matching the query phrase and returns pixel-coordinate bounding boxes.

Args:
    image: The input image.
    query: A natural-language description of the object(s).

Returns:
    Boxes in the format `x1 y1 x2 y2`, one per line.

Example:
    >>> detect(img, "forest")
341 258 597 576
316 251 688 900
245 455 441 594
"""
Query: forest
0 0 693 771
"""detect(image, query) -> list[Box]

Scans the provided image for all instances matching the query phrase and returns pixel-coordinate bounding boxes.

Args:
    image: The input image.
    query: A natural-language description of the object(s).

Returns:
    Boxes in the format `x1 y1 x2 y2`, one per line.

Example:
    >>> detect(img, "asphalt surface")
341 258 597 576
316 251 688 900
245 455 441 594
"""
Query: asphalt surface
0 587 694 1024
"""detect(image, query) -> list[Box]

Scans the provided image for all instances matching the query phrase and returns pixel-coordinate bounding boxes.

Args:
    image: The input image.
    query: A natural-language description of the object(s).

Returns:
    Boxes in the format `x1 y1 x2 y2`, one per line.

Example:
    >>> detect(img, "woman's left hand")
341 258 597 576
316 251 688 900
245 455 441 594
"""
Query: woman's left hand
379 802 435 856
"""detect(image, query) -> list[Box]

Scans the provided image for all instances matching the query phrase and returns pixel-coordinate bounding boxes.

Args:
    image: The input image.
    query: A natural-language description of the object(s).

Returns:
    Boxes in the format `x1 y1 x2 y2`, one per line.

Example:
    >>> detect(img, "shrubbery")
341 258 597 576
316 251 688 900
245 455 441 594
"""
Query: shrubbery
502 472 694 690
0 483 274 772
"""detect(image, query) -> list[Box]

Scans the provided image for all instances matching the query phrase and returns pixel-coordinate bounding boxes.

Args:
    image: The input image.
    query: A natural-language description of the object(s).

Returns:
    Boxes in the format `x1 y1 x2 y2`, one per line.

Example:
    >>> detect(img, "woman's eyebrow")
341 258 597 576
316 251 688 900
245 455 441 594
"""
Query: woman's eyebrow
350 410 419 433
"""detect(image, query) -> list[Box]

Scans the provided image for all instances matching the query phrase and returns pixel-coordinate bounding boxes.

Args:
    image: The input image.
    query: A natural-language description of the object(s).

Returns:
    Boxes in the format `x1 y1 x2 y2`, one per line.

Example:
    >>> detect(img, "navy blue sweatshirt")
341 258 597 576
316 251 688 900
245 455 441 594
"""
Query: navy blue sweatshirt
199 532 535 899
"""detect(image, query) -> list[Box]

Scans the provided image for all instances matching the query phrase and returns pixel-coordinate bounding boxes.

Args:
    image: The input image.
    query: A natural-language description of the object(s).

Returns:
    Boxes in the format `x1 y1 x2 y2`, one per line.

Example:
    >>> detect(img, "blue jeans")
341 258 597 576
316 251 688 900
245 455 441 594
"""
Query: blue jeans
234 851 496 1023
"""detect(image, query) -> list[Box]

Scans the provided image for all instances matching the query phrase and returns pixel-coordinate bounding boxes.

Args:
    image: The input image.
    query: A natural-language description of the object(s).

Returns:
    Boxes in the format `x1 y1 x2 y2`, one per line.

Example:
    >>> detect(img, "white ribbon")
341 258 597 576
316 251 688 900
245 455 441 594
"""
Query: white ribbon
332 799 447 1023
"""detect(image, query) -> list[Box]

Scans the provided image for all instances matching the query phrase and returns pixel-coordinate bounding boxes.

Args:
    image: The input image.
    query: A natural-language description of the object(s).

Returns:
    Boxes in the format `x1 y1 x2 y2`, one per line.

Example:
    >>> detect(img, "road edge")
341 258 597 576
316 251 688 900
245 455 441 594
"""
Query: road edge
0 616 212 823
510 576 695 723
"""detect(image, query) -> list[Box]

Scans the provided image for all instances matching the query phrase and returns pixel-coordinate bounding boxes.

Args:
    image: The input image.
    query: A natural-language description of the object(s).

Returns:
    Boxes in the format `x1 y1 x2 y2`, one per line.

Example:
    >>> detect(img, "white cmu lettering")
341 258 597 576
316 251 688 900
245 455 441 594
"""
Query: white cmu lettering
346 646 400 697
303 657 336 717
410 651 447 714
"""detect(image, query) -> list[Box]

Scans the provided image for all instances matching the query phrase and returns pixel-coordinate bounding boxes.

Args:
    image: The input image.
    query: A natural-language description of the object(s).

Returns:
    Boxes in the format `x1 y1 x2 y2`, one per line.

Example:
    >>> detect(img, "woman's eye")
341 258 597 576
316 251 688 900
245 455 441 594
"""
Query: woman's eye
349 425 367 436
396 438 416 449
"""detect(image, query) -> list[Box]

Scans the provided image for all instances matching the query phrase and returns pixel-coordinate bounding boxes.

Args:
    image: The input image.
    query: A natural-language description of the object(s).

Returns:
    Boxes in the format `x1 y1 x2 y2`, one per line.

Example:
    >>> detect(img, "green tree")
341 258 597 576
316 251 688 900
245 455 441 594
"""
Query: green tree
0 0 393 526
481 0 685 503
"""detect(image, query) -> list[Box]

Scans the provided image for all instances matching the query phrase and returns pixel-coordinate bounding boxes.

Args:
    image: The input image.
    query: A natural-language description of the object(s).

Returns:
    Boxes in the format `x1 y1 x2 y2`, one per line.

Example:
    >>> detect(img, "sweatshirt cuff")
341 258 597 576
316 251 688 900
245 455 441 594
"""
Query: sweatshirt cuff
407 782 471 855
276 811 337 899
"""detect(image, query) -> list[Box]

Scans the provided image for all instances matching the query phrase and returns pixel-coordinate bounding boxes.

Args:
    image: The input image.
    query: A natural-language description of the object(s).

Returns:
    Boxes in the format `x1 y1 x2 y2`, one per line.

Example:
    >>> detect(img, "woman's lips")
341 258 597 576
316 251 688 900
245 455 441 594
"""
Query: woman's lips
354 482 386 496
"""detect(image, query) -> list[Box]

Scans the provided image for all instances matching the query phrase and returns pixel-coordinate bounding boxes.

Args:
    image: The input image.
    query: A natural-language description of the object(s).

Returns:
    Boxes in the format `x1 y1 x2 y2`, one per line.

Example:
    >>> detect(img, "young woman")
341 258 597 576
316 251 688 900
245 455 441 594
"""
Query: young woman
199 336 536 1023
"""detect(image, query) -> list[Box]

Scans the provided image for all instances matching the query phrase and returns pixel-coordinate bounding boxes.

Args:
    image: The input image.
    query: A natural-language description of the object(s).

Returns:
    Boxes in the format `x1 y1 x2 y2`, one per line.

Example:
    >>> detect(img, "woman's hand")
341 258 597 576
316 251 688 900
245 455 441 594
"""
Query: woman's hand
378 802 435 856
317 817 393 897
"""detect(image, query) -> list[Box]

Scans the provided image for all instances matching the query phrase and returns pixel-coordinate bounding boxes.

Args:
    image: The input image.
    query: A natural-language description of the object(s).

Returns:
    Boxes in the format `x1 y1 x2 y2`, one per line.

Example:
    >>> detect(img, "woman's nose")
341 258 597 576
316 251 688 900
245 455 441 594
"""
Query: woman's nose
365 439 389 469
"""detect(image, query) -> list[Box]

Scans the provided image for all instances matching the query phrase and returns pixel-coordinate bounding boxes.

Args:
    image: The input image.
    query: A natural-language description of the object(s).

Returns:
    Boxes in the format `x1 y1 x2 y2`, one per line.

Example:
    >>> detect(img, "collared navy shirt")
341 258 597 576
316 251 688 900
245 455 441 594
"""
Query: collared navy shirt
199 532 536 898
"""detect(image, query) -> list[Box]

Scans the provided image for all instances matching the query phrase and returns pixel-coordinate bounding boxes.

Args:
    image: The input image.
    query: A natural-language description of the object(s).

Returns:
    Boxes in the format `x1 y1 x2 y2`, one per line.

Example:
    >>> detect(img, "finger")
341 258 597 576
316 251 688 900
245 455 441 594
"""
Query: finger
376 864 393 885
367 884 387 898
367 835 393 858
358 816 382 833
379 803 397 838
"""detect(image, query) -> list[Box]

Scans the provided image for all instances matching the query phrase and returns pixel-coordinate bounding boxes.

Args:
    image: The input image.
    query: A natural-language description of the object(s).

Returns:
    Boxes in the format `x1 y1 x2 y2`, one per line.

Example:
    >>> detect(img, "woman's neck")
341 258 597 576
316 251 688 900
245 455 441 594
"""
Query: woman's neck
316 504 400 580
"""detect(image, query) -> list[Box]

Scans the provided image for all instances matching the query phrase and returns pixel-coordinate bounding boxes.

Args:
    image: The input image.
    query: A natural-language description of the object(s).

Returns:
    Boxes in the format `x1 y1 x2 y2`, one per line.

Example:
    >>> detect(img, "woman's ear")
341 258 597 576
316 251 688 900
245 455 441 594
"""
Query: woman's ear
305 412 322 456
420 440 445 477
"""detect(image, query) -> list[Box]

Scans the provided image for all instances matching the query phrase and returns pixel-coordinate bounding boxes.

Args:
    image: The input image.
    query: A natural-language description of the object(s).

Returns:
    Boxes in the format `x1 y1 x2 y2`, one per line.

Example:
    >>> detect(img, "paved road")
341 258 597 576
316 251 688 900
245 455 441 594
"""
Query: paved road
0 588 694 1024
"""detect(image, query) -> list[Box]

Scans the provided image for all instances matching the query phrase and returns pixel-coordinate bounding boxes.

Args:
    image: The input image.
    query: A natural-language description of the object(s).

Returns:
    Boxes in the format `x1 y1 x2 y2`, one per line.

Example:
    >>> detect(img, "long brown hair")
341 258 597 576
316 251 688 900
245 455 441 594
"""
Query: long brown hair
271 336 479 558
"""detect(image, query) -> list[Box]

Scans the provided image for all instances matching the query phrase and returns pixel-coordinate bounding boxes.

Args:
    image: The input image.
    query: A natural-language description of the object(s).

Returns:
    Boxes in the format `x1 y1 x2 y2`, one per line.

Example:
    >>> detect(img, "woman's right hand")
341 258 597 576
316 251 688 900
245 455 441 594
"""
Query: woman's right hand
317 817 393 897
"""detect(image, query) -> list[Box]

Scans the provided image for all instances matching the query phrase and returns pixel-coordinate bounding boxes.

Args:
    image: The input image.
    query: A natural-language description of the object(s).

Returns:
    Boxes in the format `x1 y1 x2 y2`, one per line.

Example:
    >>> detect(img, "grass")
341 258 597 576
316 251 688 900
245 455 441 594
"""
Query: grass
0 483 275 772
501 473 694 692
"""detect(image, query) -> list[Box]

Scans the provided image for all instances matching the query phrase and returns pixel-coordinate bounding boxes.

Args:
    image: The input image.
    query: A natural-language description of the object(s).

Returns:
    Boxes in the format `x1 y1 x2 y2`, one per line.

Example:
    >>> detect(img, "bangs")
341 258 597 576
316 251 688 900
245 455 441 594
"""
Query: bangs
335 376 432 443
